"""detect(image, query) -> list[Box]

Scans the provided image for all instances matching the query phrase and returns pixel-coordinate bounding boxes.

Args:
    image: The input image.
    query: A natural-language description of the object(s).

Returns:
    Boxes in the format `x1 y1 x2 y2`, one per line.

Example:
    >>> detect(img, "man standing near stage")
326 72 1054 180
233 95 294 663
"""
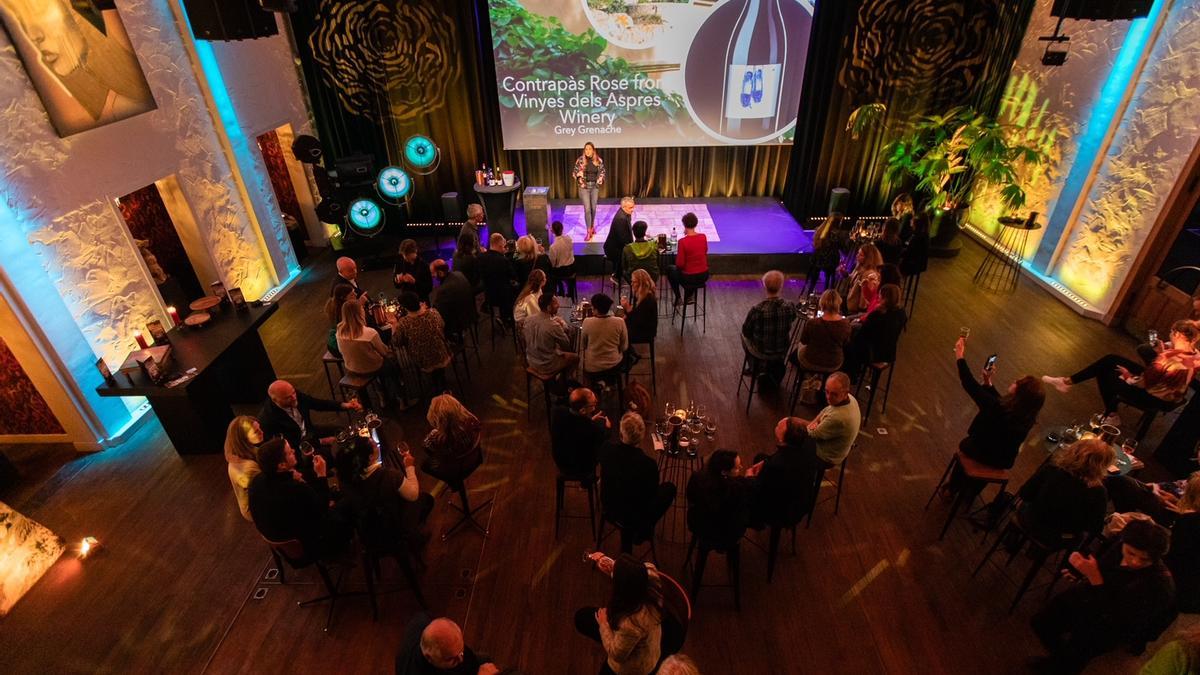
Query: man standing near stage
604 196 635 285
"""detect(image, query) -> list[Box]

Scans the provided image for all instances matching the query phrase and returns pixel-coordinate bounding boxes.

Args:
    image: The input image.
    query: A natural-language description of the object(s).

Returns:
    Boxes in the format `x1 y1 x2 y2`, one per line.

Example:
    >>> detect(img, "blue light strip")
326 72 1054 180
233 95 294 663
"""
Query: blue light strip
1032 0 1165 270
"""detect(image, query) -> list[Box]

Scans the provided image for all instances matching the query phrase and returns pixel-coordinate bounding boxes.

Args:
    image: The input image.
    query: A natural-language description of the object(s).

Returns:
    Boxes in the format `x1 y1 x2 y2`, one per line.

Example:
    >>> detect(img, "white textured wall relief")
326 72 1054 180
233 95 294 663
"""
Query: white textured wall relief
1056 0 1200 311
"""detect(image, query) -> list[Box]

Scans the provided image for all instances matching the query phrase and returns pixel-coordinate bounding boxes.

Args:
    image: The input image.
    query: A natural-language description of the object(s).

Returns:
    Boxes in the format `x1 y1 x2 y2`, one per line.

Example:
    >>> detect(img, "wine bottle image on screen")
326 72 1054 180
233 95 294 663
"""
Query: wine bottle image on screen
720 0 786 137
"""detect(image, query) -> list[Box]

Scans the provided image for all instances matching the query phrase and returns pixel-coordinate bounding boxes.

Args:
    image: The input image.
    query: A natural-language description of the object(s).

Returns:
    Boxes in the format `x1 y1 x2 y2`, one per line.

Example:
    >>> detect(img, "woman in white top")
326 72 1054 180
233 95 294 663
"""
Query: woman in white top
225 415 263 521
581 292 629 377
336 301 391 375
513 269 547 325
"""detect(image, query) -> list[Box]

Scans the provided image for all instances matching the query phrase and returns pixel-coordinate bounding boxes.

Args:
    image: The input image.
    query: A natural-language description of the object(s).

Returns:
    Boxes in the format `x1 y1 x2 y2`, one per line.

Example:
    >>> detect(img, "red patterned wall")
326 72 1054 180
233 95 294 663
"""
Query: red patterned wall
117 183 204 301
0 338 65 435
256 130 304 224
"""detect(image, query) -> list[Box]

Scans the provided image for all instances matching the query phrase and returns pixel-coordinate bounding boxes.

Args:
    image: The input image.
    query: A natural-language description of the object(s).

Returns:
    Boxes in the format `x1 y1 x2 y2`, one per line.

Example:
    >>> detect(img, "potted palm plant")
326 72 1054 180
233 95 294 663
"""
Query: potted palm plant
851 105 1048 257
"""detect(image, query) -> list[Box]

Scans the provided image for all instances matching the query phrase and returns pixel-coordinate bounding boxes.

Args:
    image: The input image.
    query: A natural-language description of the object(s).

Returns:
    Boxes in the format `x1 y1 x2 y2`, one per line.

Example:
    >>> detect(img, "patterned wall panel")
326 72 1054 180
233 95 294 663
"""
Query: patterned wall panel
1055 0 1200 310
117 183 205 301
0 337 65 435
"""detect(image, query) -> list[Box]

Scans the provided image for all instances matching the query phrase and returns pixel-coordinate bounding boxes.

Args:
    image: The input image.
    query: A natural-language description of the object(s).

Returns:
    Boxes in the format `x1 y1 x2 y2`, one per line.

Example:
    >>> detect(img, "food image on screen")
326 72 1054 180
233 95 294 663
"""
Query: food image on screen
488 0 814 149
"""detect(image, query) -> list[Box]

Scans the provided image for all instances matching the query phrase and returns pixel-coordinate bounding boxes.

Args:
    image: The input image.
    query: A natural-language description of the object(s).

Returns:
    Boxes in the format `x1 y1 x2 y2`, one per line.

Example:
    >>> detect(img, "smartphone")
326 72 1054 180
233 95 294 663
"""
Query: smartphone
984 354 998 371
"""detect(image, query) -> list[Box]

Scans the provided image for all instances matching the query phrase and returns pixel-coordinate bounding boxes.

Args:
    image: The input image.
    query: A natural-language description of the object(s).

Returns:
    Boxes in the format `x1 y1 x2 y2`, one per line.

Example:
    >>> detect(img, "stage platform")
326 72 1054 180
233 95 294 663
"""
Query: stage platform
513 196 812 273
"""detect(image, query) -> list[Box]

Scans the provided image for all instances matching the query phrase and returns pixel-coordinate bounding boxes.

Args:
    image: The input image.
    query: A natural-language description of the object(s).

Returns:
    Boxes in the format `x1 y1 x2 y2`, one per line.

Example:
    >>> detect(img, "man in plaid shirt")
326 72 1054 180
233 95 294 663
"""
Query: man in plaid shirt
742 270 800 384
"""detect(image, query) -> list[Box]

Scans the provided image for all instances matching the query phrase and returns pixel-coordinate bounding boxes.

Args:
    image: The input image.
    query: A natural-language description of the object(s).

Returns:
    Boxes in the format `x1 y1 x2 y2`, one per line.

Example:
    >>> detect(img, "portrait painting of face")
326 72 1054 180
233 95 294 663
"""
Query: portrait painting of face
0 0 157 136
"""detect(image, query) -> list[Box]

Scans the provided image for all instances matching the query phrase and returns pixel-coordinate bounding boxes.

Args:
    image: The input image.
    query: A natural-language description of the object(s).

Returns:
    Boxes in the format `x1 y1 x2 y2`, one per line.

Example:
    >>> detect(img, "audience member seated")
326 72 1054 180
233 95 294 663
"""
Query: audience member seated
248 438 350 558
875 218 904 265
1165 473 1200 613
605 196 635 283
430 259 478 337
524 293 580 380
581 293 629 387
1140 625 1200 675
843 243 882 313
843 284 907 381
1108 470 1200 527
421 394 483 487
599 413 676 553
337 300 399 402
805 213 847 295
792 289 851 374
461 203 487 252
551 387 610 479
942 336 1044 501
393 239 433 302
392 292 452 389
658 654 700 675
622 269 658 357
513 269 547 326
1138 297 1200 365
549 220 575 279
396 612 500 675
741 270 799 385
622 221 658 282
575 553 664 675
846 268 881 315
452 233 482 290
259 379 360 454
668 212 709 305
332 255 369 299
899 216 930 279
1030 520 1175 675
325 283 356 358
479 233 517 324
336 435 433 553
225 415 263 522
686 450 750 550
1017 439 1112 544
1043 319 1200 428
796 372 861 466
744 417 820 527
514 235 551 286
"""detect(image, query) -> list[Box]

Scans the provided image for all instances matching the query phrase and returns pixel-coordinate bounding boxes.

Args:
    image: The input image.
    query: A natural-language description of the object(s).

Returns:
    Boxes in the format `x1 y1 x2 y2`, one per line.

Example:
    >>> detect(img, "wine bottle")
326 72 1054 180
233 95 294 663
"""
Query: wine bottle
720 0 787 137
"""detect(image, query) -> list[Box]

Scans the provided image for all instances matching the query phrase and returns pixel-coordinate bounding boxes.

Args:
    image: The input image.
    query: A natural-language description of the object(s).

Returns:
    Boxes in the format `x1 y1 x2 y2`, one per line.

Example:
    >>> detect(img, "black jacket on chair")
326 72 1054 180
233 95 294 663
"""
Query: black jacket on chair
259 391 344 452
432 271 479 335
751 440 820 526
599 441 659 527
392 257 433 302
604 210 633 264
686 471 750 548
478 251 516 311
248 469 347 559
551 405 608 478
625 296 658 344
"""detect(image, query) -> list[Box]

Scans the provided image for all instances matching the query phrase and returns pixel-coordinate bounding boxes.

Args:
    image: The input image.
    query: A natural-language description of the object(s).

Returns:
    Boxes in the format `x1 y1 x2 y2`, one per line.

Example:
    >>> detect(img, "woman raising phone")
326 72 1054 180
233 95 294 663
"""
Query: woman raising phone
573 142 605 241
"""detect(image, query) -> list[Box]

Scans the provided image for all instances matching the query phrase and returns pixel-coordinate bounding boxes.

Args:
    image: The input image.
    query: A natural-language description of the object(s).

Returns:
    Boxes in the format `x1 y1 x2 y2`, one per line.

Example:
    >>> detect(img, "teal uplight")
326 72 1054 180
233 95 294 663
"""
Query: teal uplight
347 198 385 236
377 166 412 200
404 135 438 172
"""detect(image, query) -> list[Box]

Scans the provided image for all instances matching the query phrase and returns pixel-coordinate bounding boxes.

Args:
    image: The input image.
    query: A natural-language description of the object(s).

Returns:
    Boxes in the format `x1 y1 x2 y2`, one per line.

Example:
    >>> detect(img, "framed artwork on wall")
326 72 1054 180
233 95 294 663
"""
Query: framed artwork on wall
0 0 157 137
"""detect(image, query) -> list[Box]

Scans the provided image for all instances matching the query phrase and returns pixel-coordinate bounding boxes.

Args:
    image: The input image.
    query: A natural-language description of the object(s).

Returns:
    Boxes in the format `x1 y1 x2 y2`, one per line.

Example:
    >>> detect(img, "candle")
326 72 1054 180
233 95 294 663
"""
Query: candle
167 306 181 326
134 330 149 350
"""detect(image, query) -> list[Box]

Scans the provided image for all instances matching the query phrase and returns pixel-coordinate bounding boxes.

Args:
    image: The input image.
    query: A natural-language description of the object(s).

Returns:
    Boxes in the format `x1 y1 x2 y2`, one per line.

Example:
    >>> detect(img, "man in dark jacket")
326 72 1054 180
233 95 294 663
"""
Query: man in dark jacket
598 412 675 553
259 379 360 453
603 196 634 283
1030 520 1176 674
248 438 350 558
746 417 820 528
550 387 610 478
430 259 478 336
395 613 499 674
393 239 433 302
477 233 517 323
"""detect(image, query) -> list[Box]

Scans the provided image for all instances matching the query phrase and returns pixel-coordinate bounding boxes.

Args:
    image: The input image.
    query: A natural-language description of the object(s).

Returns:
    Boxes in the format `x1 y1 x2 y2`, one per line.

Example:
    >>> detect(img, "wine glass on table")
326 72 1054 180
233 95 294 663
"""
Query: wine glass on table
1121 438 1139 458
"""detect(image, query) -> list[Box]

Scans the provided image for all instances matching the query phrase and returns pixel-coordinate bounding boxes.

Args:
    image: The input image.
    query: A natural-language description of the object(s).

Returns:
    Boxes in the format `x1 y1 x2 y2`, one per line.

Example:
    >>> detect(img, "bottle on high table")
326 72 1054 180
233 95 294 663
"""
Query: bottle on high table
669 227 678 247
1024 211 1039 228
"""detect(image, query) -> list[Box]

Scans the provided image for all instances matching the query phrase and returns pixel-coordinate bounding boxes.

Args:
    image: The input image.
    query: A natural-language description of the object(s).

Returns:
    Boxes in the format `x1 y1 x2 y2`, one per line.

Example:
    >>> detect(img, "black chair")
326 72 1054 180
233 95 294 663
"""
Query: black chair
902 271 922 320
262 536 377 632
555 471 598 539
972 514 1084 612
1115 392 1185 441
322 350 345 400
685 536 741 610
625 340 657 394
788 363 838 415
926 450 1011 540
339 371 387 410
427 450 493 541
736 337 781 414
807 451 850 527
855 361 896 424
657 572 692 660
596 514 659 563
550 266 579 304
356 529 429 612
672 280 707 336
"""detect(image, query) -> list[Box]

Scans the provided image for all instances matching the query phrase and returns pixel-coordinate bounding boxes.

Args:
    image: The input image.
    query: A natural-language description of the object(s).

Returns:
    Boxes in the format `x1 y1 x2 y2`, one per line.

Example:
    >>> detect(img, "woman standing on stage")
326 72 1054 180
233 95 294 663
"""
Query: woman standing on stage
573 142 605 241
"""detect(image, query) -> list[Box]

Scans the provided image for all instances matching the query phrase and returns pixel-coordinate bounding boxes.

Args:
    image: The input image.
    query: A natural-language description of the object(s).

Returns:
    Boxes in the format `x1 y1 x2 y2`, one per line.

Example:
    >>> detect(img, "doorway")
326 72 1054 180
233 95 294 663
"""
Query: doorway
117 182 205 313
256 127 310 262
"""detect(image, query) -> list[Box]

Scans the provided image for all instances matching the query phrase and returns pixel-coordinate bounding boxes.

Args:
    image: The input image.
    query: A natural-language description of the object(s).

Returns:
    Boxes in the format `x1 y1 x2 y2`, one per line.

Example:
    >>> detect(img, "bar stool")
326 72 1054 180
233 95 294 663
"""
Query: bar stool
925 450 1010 540
555 471 598 539
736 338 774 414
855 361 896 424
673 280 707 336
972 515 1084 612
322 351 345 400
807 452 850 527
1115 393 1184 441
625 340 657 394
339 371 385 409
788 363 837 415
685 536 741 610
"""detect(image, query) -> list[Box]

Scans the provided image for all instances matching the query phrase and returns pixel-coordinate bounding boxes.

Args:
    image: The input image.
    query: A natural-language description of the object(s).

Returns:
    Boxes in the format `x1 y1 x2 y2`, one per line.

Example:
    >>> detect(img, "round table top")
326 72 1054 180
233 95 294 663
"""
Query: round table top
997 216 1042 231
473 181 521 195
183 311 211 327
189 296 222 311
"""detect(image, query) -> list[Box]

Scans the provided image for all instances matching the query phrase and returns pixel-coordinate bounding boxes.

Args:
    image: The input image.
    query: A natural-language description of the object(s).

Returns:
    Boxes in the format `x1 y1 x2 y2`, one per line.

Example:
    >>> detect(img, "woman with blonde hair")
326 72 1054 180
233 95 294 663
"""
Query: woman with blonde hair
225 415 263 521
422 394 483 481
513 234 550 286
1017 438 1113 543
805 213 846 294
793 288 852 372
844 243 883 311
324 283 355 357
513 268 547 325
622 268 657 345
336 300 398 406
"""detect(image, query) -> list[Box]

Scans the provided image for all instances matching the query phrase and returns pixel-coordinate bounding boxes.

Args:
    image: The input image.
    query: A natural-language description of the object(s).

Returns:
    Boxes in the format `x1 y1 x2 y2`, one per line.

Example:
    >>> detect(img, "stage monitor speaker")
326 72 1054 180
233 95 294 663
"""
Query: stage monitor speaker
829 188 850 215
523 186 551 248
259 0 297 11
291 135 323 164
332 154 375 187
1051 0 1151 20
183 0 278 41
441 192 464 224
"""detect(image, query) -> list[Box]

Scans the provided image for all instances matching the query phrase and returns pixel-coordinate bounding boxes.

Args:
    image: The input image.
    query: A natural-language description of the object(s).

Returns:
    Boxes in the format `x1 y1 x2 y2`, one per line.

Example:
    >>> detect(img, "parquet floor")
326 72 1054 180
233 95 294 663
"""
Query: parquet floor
1 238 1188 674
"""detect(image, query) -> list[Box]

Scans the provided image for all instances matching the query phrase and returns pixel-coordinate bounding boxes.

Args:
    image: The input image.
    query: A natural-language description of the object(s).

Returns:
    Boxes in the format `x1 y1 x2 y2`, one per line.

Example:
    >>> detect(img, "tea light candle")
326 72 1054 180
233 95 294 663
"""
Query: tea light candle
133 330 149 349
167 306 181 326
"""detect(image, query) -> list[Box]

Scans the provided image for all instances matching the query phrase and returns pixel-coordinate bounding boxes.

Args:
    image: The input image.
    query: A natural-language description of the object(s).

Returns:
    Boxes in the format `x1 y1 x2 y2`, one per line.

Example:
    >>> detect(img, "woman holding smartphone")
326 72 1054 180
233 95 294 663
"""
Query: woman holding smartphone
573 142 605 241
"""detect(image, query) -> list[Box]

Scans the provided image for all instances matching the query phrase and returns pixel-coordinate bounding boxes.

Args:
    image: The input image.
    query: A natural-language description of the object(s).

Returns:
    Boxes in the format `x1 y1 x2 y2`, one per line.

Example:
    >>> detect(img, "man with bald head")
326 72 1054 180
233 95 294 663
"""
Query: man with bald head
395 613 499 674
259 379 360 453
332 256 370 300
551 387 610 479
741 270 800 386
796 372 860 466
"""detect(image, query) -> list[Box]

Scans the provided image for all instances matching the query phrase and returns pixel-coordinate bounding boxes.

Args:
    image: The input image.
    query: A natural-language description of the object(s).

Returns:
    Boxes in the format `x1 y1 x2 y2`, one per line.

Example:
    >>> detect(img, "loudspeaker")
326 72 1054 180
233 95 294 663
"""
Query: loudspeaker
829 188 851 215
315 193 348 225
259 0 297 11
291 135 323 164
183 0 278 41
441 192 464 223
523 186 550 248
1051 0 1151 20
332 154 375 187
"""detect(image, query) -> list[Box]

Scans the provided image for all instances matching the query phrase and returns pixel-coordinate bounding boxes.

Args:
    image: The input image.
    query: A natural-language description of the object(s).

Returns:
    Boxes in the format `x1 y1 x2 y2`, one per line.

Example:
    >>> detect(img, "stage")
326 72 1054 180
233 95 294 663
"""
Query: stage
513 196 812 273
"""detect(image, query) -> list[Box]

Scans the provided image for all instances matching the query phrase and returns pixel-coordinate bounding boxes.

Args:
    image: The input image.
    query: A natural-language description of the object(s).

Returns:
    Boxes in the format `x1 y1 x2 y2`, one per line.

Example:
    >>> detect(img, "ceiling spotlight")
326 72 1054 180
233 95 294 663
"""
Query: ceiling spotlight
1038 16 1070 67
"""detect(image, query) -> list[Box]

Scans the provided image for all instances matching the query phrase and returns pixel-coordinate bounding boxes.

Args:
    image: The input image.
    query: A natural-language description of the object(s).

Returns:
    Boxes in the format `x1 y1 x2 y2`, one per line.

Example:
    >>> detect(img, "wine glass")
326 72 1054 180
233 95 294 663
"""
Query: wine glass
664 401 674 420
696 404 707 420
1122 438 1139 457
705 418 717 440
677 435 690 457
1089 413 1105 431
299 441 315 459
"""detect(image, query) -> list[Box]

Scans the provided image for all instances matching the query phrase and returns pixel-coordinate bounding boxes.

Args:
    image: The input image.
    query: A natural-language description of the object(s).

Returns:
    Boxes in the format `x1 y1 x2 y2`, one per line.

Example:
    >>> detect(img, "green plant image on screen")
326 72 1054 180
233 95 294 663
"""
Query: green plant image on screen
490 0 684 144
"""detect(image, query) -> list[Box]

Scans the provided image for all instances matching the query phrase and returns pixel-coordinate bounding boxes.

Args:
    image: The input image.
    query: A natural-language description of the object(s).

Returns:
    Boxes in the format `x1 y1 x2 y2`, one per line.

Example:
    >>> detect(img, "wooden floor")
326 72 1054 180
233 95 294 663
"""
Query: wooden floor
1 239 1192 674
